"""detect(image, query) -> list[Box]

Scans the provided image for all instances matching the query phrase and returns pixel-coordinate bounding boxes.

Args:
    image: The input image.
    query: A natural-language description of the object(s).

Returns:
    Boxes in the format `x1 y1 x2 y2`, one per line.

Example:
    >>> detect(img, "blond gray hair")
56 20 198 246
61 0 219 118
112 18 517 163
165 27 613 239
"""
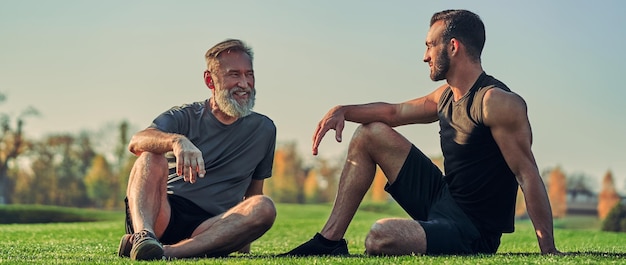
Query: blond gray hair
205 39 254 73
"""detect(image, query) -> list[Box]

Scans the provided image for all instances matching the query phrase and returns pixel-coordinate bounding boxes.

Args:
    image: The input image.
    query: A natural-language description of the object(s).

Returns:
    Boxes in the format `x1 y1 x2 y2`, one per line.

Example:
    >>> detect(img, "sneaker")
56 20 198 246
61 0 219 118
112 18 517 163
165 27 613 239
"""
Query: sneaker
129 230 164 260
117 234 132 257
280 233 349 256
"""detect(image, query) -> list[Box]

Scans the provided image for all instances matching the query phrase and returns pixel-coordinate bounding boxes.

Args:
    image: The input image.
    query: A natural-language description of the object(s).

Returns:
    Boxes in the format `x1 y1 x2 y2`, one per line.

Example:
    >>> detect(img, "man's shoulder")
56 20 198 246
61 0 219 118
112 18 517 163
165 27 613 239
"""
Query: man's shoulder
248 112 277 132
171 100 206 111
481 74 511 93
162 100 206 115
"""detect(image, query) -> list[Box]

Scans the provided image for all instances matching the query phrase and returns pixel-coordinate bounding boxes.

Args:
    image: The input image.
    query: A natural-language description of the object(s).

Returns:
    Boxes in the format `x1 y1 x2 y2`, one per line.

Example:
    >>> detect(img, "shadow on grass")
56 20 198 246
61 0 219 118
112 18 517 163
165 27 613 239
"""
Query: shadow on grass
198 251 626 260
499 251 626 258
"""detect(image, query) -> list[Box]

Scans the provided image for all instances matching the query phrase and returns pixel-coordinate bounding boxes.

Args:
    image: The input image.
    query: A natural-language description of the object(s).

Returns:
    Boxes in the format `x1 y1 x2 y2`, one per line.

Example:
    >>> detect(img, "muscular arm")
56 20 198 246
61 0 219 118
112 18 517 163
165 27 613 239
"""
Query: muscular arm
484 88 559 254
129 127 187 155
312 84 447 155
128 128 206 183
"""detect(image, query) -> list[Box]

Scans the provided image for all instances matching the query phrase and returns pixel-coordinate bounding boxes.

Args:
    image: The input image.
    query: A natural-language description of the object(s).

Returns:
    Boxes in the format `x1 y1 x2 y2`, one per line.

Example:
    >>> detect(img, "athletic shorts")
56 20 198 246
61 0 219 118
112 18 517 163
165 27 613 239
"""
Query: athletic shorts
384 145 501 254
124 194 216 245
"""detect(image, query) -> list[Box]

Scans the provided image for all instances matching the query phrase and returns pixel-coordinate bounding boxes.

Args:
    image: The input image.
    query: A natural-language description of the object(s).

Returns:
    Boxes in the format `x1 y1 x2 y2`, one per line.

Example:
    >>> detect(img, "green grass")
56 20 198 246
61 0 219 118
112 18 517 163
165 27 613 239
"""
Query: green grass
0 203 625 264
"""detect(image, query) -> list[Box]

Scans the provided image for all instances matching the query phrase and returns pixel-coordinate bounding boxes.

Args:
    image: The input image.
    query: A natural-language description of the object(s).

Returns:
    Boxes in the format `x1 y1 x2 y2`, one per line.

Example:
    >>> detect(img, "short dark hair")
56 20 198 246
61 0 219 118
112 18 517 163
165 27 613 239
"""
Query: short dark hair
430 10 485 62
205 39 254 72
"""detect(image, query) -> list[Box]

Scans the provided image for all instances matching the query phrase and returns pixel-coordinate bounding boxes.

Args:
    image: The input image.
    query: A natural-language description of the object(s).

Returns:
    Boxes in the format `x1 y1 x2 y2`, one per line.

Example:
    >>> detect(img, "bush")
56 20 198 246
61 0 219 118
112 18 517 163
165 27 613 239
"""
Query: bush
0 204 117 224
601 203 626 232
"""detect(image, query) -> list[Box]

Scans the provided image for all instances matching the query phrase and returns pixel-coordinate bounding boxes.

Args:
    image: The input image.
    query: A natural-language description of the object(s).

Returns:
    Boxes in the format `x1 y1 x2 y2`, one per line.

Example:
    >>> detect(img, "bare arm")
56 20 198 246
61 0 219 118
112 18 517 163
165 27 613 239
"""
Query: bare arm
484 88 559 254
128 127 206 183
312 84 447 155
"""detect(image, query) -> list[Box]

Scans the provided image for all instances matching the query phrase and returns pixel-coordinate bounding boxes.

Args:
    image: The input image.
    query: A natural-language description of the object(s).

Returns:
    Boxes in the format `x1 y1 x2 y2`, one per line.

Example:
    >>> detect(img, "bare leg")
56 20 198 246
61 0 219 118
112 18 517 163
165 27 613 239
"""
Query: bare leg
365 218 427 255
163 195 276 258
126 152 171 238
320 122 413 240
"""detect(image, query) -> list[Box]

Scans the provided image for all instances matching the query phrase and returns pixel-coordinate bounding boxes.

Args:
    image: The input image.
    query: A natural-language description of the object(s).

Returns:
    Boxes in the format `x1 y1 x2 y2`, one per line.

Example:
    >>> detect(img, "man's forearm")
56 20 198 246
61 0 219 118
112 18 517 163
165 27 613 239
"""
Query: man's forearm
522 179 558 254
128 129 184 155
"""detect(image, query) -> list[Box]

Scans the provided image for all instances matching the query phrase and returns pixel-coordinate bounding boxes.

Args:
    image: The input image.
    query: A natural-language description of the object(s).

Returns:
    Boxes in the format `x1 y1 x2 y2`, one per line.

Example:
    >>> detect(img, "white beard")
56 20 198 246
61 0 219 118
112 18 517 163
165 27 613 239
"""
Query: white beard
214 86 256 118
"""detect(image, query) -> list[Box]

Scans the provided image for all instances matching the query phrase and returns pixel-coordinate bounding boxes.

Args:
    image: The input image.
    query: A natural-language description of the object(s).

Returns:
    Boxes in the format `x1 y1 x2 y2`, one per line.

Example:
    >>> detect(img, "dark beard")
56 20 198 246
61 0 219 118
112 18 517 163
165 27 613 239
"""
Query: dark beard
430 47 450 81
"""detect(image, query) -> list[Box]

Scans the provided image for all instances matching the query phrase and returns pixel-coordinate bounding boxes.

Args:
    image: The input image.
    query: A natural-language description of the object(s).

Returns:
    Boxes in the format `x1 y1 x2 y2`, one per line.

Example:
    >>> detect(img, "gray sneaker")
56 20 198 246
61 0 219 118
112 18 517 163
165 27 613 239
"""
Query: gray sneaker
129 230 164 260
117 234 132 257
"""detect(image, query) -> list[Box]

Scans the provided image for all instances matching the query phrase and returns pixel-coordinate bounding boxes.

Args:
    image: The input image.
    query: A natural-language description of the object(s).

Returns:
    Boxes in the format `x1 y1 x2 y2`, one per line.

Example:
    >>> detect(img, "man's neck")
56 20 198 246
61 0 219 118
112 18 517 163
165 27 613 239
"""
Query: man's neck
208 98 238 125
446 64 484 101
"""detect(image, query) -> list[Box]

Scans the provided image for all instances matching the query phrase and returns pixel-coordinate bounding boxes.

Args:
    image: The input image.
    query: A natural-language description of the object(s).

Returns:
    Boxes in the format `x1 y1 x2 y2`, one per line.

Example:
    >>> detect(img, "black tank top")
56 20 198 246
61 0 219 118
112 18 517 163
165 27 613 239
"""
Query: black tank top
437 72 518 234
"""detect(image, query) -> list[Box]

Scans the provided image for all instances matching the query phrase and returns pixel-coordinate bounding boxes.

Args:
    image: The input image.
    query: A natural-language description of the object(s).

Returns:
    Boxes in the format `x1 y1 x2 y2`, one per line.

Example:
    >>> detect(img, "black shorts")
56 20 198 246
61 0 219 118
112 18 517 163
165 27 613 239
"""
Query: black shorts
124 194 216 245
384 145 500 254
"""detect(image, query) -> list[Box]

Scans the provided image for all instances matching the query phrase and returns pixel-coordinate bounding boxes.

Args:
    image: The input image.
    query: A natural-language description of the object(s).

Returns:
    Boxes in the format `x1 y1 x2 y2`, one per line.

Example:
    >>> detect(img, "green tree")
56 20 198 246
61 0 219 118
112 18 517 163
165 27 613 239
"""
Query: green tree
14 134 95 207
15 139 60 205
52 133 95 207
84 154 115 208
315 157 341 203
602 203 626 233
114 121 133 208
0 92 38 204
117 155 137 207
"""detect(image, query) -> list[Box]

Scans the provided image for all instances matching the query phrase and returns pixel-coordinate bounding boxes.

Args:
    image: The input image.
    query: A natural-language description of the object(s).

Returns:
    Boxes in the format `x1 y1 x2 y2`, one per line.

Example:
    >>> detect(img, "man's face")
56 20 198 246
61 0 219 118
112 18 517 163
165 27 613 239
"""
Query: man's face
212 51 256 118
423 21 450 81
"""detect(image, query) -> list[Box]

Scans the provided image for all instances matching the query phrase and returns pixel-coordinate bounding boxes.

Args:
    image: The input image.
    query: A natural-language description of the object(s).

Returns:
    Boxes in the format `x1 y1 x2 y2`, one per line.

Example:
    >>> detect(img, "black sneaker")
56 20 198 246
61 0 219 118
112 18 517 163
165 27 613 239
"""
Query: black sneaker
129 230 164 261
280 233 349 256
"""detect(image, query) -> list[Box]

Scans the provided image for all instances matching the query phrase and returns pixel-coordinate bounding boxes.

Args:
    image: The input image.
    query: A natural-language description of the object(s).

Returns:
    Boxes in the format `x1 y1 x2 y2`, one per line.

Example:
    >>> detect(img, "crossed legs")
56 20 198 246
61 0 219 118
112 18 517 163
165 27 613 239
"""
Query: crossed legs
318 122 428 255
126 152 276 258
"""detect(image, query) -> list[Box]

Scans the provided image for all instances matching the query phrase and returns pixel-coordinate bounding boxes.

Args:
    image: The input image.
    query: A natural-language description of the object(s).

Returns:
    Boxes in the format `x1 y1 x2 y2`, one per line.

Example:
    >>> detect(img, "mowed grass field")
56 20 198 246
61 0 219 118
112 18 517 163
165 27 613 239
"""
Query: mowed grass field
1 203 625 264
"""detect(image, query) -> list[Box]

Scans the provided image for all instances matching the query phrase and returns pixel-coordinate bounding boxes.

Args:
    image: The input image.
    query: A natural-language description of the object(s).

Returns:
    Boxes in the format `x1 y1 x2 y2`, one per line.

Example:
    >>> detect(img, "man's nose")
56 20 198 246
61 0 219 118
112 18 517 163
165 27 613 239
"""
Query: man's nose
423 51 430 63
238 75 252 88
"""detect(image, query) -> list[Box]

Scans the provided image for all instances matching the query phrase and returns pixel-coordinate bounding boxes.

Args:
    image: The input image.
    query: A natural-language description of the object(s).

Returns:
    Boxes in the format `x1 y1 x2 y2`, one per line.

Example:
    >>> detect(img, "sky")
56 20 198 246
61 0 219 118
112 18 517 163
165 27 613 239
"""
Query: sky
1 0 625 192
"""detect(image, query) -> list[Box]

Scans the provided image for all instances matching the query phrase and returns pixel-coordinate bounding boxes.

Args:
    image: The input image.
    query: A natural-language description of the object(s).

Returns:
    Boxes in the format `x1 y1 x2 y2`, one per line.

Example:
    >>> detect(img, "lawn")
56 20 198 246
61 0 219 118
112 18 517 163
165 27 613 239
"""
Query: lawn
0 203 625 264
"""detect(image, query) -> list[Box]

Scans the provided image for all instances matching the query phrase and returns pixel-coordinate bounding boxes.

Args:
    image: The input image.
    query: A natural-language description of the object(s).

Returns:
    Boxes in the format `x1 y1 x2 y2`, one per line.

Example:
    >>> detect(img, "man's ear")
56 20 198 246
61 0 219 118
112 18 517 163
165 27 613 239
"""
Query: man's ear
449 38 459 56
204 70 215 89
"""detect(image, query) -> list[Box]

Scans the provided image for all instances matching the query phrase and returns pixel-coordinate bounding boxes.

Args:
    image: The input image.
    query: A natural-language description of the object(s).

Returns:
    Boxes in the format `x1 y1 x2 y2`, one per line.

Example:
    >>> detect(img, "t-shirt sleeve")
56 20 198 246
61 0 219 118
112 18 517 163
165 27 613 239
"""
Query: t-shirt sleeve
252 122 276 180
148 107 189 135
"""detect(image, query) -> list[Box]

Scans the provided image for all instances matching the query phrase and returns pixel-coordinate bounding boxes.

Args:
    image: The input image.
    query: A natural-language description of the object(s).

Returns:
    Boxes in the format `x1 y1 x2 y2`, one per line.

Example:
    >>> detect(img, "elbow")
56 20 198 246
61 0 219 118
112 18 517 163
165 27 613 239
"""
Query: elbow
127 135 141 156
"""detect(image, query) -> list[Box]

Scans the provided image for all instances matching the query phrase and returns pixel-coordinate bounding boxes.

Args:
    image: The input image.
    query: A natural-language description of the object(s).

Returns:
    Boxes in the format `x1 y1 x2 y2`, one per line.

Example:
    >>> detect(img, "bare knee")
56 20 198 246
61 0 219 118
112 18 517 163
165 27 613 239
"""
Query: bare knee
246 195 276 229
131 152 168 174
353 122 393 143
365 219 397 255
127 152 169 197
365 218 426 256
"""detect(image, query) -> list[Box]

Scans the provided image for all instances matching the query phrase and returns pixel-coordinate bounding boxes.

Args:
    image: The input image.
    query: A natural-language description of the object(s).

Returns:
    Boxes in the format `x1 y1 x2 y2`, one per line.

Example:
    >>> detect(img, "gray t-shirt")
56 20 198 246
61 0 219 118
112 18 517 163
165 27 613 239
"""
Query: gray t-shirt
149 99 276 215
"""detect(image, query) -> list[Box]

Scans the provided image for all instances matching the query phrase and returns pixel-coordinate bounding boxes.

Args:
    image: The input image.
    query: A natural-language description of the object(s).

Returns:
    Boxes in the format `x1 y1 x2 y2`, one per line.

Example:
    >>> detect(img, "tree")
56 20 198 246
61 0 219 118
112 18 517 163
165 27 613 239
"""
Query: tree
114 121 133 208
567 172 596 202
84 154 115 208
266 142 304 203
117 155 137 208
0 91 38 204
365 167 388 202
15 139 60 205
601 203 626 233
598 171 621 220
303 168 321 203
13 134 95 207
315 156 341 203
548 167 567 218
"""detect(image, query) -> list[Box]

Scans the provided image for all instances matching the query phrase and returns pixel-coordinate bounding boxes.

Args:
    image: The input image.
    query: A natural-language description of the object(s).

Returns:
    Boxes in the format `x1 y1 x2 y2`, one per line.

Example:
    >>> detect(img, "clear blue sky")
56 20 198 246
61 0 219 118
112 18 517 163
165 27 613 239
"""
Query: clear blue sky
1 0 625 192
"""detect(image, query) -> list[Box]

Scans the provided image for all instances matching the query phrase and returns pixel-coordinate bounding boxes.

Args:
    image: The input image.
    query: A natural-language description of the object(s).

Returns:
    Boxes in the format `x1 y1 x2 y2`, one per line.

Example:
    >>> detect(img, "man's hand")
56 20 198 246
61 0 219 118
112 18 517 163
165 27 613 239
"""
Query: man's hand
172 136 206 183
312 106 345 155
